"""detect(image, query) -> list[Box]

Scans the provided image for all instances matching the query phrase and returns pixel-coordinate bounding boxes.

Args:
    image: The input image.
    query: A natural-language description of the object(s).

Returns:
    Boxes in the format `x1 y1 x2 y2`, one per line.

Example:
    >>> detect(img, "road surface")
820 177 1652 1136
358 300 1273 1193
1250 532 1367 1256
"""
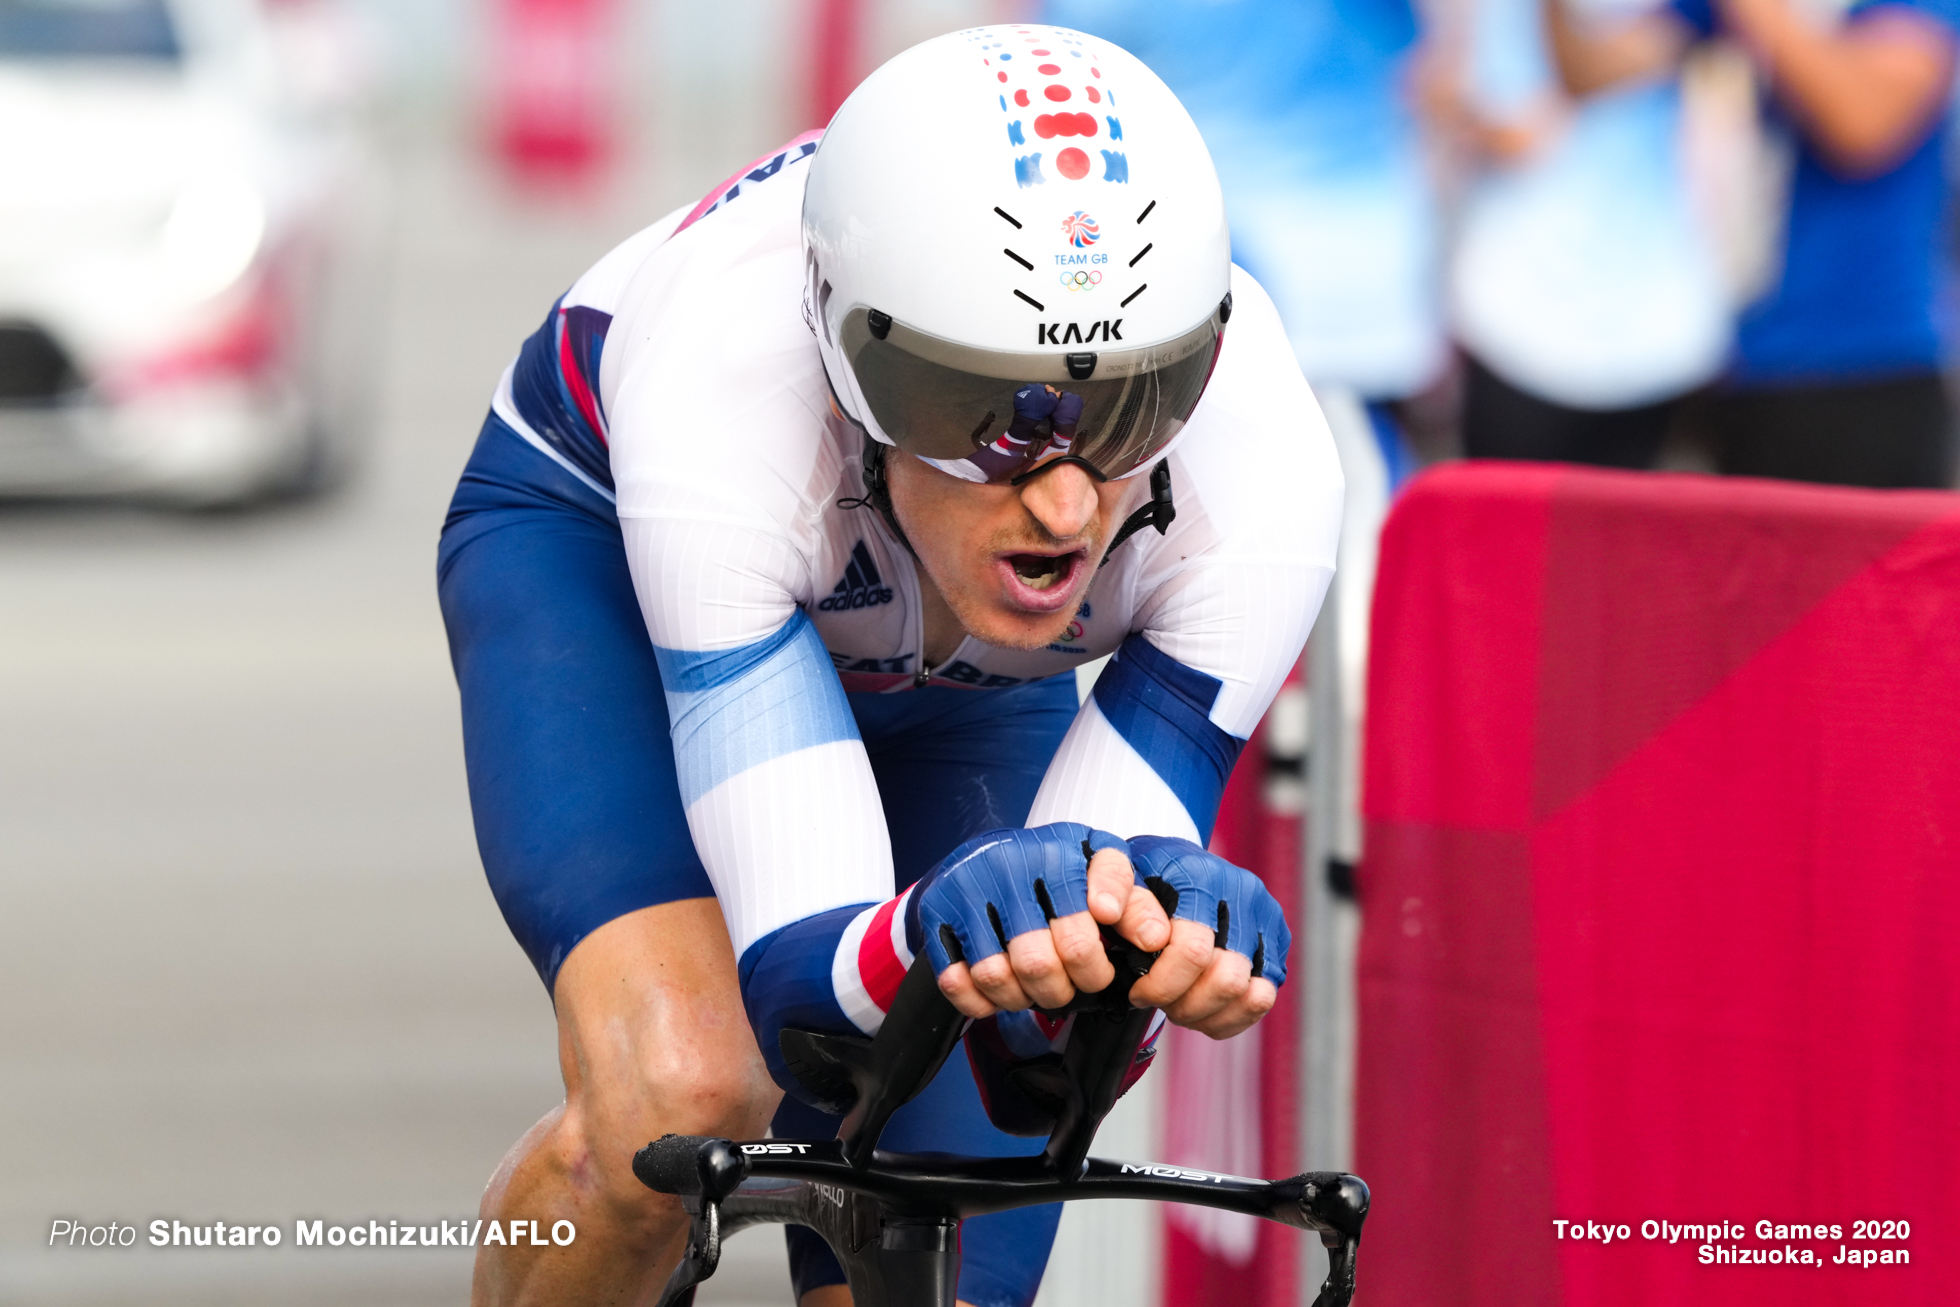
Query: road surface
0 120 794 1307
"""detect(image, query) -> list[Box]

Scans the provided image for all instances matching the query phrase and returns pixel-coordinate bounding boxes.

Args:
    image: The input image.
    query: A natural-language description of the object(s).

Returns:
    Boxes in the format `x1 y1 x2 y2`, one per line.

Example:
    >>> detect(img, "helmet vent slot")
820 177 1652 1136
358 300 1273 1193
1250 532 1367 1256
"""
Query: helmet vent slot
1120 284 1146 308
1004 248 1034 271
1128 242 1152 268
994 206 1024 229
1136 200 1156 224
1014 290 1046 311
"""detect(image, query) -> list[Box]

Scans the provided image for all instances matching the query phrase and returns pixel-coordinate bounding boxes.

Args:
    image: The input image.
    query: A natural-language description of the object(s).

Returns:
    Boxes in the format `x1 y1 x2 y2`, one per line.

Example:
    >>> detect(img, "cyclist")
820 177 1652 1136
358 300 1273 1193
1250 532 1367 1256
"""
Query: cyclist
437 24 1342 1307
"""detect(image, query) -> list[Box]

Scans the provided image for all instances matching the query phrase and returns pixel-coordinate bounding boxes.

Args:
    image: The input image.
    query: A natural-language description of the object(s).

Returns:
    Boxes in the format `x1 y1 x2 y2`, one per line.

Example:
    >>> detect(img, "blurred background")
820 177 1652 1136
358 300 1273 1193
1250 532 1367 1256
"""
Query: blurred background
4 0 1955 1304
0 4 1023 1305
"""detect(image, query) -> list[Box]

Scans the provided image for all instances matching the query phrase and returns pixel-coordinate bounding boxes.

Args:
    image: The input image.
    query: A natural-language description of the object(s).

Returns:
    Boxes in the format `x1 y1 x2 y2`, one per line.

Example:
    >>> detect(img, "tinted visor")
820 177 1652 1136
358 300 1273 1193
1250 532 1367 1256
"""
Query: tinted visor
841 306 1223 483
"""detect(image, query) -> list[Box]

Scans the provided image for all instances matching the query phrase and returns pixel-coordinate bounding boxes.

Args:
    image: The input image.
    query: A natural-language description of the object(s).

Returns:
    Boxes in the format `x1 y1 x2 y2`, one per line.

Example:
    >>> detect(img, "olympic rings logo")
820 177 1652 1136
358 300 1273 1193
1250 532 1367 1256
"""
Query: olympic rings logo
1059 270 1103 291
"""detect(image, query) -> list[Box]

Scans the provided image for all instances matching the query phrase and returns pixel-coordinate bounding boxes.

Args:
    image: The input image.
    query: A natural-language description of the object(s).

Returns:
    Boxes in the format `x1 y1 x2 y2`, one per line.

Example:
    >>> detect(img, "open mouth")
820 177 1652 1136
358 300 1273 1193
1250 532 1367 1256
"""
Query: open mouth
995 549 1086 613
1009 552 1072 592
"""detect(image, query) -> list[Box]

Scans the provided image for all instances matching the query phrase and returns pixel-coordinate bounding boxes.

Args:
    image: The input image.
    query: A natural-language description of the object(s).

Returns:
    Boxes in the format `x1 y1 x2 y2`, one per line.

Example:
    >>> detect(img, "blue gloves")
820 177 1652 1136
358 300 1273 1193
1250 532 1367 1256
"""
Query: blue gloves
1011 382 1060 425
918 825 1289 990
738 826 1288 1115
920 823 1129 972
1129 835 1291 988
1005 383 1084 450
1050 389 1083 431
921 825 1288 1138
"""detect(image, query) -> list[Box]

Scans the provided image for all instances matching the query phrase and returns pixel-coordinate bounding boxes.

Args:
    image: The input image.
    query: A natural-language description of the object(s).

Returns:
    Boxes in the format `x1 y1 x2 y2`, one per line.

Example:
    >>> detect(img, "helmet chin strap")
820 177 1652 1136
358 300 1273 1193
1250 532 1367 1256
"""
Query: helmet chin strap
846 435 920 562
844 435 1176 571
1099 459 1177 567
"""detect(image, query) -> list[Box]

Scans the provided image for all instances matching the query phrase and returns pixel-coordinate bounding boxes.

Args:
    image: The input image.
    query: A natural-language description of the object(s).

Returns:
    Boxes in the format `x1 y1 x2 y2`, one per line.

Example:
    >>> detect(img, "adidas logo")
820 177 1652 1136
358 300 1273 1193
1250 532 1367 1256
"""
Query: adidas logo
818 541 895 612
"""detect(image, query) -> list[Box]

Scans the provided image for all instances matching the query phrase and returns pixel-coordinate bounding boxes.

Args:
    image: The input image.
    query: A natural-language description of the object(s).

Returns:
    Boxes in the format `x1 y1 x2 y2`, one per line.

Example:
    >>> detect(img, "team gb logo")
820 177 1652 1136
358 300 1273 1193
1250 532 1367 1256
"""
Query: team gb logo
1062 211 1100 247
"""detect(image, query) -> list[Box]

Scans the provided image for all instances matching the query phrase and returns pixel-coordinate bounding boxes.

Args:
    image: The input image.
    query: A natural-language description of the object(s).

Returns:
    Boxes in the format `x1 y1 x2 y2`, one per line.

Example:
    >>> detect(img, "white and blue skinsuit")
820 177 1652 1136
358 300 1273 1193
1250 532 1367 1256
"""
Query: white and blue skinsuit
436 135 1342 1306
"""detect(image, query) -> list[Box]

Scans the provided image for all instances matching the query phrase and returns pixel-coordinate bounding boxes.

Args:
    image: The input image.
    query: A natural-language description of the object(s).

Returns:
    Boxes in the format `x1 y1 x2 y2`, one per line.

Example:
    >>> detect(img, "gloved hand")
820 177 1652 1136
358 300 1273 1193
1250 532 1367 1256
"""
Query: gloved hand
1002 382 1062 451
1011 382 1061 426
920 823 1167 1016
1127 835 1291 1036
1049 389 1083 435
1048 389 1083 453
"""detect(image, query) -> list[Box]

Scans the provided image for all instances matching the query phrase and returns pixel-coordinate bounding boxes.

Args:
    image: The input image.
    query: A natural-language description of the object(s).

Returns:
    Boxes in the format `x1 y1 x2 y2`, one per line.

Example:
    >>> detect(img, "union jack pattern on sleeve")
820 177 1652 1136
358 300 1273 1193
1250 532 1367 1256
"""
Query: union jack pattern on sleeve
831 882 922 1034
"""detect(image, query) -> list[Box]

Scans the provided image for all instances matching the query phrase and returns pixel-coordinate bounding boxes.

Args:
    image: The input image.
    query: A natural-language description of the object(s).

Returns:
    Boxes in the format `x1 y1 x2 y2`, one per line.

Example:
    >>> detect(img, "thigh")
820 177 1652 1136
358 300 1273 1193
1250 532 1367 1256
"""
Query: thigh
438 420 715 992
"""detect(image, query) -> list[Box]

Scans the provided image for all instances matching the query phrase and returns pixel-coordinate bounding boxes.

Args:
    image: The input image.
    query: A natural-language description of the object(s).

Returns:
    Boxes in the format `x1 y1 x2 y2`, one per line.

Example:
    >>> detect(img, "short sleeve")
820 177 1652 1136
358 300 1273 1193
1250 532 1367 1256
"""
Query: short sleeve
1670 0 1716 37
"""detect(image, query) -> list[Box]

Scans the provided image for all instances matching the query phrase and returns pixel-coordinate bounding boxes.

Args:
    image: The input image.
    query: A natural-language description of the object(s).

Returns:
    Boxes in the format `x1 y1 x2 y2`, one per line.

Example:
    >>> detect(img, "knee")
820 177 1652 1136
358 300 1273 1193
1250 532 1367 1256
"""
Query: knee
557 1041 779 1217
629 1038 780 1140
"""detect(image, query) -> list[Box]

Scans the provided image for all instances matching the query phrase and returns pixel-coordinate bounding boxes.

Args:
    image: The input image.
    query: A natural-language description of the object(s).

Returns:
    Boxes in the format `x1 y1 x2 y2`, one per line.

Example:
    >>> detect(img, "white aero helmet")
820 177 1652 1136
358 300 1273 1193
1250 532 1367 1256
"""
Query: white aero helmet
804 24 1232 486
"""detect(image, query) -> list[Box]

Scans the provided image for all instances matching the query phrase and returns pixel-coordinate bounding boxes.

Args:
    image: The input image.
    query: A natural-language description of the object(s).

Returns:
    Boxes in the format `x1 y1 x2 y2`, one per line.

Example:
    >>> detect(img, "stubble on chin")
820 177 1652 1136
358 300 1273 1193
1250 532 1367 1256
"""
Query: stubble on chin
935 550 1096 653
947 588 1088 652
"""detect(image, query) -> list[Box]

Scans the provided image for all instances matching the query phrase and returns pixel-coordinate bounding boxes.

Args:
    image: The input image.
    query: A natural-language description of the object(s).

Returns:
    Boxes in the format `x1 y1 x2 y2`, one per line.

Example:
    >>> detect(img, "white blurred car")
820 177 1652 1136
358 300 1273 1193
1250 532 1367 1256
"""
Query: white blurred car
0 0 383 505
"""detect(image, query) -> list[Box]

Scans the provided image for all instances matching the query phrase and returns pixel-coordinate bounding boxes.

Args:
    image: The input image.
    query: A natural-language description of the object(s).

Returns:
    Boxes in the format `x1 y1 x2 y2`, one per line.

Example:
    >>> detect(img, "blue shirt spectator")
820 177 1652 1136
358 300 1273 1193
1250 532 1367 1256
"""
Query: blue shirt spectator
1674 0 1959 383
1544 0 1960 485
1044 0 1445 400
1440 0 1732 469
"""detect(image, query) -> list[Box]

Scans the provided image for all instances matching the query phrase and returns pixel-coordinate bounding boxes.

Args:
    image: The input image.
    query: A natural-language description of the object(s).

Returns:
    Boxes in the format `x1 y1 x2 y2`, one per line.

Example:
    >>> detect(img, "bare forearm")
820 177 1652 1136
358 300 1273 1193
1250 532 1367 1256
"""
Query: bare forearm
1542 0 1689 94
1722 0 1956 175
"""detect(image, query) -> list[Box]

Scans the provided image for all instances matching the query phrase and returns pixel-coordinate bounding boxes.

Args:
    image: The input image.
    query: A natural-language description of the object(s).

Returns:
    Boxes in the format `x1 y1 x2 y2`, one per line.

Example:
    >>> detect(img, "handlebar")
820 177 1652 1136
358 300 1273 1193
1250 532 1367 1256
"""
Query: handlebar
634 928 1370 1307
634 1135 1369 1307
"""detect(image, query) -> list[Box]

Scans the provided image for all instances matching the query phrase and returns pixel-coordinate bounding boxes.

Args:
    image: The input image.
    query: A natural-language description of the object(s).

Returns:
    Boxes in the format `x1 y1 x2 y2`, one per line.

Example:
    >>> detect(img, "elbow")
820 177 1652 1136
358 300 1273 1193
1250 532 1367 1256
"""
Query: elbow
1809 114 1936 180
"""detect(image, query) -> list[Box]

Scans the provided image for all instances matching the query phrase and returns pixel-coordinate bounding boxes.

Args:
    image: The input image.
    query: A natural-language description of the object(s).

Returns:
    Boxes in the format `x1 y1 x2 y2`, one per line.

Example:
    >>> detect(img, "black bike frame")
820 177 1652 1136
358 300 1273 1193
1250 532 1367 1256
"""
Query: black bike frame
636 938 1368 1307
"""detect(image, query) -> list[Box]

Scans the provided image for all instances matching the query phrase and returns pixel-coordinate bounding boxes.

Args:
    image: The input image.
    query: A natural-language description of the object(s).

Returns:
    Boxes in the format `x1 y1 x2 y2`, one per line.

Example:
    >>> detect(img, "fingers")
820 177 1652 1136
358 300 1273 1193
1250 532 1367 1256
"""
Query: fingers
1117 882 1171 953
934 960 999 1019
934 841 1168 1016
1085 848 1133 923
1126 918 1216 1008
1005 928 1082 1010
1176 977 1279 1041
1128 928 1278 1039
965 948 1034 1013
1087 846 1171 954
1162 948 1262 1032
942 910 1122 1016
942 920 1278 1033
1048 909 1116 997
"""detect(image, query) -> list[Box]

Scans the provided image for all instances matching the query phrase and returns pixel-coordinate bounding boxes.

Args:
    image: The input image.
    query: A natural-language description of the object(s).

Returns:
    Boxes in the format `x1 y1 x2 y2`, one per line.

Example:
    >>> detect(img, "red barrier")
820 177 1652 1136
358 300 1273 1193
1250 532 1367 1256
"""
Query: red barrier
1162 668 1304 1307
809 0 866 128
1355 463 1960 1306
489 0 620 187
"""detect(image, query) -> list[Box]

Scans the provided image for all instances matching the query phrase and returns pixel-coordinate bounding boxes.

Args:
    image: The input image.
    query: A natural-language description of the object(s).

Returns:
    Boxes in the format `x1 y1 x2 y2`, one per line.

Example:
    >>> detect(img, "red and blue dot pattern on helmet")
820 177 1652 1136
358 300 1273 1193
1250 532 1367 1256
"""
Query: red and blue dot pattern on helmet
962 26 1128 189
1061 211 1100 247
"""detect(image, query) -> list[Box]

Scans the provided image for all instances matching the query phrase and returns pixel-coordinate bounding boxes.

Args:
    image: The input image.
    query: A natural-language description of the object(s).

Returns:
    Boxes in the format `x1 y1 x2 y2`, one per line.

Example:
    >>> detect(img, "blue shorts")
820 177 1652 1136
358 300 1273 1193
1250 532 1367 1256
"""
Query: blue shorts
436 418 1073 1306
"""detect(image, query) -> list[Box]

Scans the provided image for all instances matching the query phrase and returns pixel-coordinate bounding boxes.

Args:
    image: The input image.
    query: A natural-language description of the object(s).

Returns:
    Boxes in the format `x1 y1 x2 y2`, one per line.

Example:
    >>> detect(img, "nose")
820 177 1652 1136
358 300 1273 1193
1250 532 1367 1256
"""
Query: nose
1017 460 1101 539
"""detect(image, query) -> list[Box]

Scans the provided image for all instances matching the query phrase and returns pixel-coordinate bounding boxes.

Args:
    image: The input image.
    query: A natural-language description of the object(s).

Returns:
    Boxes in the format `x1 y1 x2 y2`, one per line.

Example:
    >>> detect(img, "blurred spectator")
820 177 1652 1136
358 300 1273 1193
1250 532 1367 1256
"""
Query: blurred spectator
1546 0 1960 487
1043 0 1445 415
1420 0 1734 469
1042 5 1450 1047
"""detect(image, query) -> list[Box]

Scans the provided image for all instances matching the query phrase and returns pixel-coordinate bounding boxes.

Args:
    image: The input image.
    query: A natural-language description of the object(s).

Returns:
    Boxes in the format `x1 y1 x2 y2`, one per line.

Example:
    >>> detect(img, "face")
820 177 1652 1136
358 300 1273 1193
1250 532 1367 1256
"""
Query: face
886 451 1145 650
